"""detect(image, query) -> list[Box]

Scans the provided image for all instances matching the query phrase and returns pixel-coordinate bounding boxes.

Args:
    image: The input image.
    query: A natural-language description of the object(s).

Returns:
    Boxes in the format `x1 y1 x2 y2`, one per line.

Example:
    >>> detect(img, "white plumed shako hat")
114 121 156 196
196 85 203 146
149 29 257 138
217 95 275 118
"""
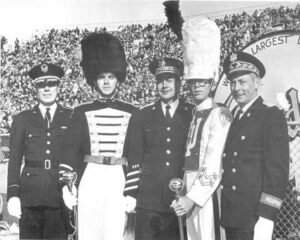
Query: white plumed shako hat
182 16 221 85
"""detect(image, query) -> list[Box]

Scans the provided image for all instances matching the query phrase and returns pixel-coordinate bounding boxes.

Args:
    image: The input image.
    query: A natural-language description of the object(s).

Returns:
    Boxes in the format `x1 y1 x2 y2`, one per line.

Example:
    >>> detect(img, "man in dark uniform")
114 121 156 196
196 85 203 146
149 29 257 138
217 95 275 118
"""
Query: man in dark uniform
7 63 72 239
125 57 194 240
60 32 138 240
220 52 290 240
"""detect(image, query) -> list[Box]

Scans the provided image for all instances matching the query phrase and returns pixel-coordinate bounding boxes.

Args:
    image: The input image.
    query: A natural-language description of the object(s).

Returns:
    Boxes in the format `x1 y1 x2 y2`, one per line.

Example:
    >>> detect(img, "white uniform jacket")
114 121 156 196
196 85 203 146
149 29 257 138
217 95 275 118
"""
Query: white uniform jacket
184 97 232 240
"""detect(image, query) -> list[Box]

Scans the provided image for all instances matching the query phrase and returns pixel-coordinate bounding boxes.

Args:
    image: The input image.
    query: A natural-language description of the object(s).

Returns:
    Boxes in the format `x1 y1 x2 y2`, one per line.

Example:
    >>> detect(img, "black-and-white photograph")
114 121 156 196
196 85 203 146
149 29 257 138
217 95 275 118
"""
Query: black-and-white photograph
0 0 300 239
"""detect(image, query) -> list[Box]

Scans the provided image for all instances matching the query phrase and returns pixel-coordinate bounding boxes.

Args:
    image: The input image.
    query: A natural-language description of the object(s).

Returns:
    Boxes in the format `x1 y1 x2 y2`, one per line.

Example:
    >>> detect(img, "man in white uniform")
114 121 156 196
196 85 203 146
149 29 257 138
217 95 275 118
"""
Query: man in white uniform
172 16 232 240
60 32 137 240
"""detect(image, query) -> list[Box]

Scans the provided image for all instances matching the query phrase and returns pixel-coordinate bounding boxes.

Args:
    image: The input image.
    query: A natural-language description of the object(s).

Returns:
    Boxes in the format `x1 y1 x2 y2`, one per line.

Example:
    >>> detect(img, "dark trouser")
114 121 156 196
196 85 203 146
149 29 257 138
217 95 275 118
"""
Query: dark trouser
20 206 67 239
135 208 180 240
224 227 254 240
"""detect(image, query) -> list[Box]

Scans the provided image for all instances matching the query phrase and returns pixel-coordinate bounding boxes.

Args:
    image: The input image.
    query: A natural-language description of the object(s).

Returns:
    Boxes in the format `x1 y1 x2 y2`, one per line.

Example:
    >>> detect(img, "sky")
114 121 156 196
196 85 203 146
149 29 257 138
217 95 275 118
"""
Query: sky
0 0 299 42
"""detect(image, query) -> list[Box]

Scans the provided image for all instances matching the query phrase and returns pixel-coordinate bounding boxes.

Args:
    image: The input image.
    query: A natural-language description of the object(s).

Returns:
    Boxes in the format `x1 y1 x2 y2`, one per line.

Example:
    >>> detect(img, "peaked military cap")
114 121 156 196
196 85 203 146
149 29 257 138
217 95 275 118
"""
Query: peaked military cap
223 52 266 80
149 57 183 78
80 32 127 86
29 63 64 82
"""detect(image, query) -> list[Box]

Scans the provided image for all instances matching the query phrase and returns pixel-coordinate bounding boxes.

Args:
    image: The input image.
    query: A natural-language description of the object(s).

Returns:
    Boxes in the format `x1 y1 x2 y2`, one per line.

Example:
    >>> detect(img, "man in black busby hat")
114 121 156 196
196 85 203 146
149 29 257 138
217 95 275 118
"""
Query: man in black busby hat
59 32 138 240
220 51 290 240
125 57 194 240
7 63 72 239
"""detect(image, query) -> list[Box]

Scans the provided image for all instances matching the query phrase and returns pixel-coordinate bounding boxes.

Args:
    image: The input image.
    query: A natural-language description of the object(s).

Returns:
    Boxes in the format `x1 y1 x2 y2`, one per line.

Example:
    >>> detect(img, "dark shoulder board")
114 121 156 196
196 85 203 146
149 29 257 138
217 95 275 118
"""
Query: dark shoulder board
139 102 156 111
117 99 138 113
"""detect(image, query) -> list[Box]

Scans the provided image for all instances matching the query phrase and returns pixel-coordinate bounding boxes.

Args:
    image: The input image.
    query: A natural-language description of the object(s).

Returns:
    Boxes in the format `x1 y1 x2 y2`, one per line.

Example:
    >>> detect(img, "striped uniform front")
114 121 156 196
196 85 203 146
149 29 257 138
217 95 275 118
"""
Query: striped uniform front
78 107 132 240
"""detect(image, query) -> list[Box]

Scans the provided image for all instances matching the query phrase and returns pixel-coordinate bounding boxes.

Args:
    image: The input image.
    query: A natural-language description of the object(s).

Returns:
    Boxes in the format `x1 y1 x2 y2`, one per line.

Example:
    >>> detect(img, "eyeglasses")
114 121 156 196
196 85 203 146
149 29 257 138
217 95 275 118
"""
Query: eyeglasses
35 81 59 89
188 79 213 87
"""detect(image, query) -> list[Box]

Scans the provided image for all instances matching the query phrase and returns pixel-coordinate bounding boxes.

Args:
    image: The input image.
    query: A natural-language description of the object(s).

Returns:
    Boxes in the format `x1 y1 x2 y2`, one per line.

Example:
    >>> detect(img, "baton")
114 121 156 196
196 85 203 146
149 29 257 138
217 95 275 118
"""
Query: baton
169 178 185 240
61 172 78 240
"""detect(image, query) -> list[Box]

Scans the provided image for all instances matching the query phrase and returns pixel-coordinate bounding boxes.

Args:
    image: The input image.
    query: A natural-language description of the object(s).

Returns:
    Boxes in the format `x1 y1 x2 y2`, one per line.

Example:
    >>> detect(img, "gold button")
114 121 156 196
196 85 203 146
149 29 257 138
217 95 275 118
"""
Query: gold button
167 127 171 131
29 134 32 138
47 141 51 145
234 152 237 156
220 185 224 190
232 168 236 173
221 169 224 173
241 136 245 140
223 153 226 157
166 138 171 143
46 150 50 154
166 149 171 154
166 162 170 166
232 185 236 190
47 132 51 137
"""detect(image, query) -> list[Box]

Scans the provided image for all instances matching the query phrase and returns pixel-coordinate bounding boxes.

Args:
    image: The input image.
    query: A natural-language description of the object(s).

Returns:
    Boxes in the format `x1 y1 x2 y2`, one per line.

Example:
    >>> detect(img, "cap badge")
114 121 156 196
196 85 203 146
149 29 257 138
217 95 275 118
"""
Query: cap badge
41 64 48 73
230 53 237 63
159 59 166 67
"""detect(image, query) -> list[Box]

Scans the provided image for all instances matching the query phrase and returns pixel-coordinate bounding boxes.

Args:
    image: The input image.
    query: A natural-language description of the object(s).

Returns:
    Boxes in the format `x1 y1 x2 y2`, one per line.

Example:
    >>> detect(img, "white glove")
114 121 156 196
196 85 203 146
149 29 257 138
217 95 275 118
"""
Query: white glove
62 185 77 210
254 216 274 240
124 196 136 213
7 197 21 219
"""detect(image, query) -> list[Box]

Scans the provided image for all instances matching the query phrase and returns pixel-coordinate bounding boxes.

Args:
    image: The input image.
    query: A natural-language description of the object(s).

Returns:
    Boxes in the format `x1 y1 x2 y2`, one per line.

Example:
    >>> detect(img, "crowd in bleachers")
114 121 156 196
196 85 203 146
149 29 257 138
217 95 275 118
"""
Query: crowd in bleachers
1 4 300 133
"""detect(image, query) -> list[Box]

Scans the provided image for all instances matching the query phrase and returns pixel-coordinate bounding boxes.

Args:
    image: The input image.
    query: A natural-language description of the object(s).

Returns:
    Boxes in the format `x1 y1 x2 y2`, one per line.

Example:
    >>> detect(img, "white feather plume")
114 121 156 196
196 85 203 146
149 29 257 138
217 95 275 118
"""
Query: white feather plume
182 16 220 83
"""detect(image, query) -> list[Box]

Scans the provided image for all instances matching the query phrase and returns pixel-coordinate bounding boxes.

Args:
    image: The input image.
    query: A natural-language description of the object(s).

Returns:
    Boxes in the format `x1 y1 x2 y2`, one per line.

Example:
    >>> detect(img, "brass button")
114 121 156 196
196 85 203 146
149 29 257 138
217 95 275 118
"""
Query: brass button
241 136 245 140
166 162 170 166
166 149 171 154
46 150 50 154
47 141 51 145
232 168 236 173
47 132 51 137
166 138 171 143
232 185 236 190
166 127 171 131
234 152 238 156
223 153 226 157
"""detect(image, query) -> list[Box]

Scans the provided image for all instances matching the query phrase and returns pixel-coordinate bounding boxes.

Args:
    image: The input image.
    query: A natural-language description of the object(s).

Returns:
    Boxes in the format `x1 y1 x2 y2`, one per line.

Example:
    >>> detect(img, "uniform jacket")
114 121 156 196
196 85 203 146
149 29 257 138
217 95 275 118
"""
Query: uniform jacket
220 97 290 229
184 97 232 240
7 104 72 207
61 99 137 182
127 100 194 212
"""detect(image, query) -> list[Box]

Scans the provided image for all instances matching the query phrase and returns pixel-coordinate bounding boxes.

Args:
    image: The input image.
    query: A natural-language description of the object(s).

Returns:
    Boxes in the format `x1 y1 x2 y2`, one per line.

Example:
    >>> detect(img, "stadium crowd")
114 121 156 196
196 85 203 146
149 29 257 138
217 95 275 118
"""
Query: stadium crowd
1 4 300 133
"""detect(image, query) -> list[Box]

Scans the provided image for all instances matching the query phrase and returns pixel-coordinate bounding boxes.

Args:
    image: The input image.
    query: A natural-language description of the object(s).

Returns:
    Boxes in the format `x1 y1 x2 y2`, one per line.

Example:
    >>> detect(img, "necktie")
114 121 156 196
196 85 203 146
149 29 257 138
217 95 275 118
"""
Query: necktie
234 109 243 122
45 107 51 128
165 105 171 120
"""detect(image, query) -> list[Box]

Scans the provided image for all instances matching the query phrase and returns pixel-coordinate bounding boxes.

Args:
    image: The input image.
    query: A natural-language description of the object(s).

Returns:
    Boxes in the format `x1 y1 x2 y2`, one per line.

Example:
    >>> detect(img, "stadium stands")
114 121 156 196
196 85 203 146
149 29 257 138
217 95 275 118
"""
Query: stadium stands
0 4 300 133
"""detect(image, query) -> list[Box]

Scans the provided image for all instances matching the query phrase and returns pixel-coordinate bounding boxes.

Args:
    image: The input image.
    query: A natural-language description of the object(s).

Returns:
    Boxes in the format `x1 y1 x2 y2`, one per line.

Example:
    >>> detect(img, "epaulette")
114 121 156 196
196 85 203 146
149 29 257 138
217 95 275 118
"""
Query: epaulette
74 101 94 111
76 101 94 108
219 106 233 127
16 109 32 117
139 102 156 110
118 99 138 108
62 106 73 111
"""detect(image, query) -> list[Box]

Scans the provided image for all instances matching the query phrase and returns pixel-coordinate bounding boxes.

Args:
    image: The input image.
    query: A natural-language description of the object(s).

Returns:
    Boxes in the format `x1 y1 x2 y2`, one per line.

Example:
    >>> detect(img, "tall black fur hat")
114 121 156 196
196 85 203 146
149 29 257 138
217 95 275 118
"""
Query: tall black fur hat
80 32 127 86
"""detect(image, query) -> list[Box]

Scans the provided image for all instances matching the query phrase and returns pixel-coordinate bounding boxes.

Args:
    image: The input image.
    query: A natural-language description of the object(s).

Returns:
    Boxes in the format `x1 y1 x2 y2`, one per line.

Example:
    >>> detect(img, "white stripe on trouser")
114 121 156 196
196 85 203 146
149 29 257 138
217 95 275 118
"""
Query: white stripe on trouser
78 163 126 240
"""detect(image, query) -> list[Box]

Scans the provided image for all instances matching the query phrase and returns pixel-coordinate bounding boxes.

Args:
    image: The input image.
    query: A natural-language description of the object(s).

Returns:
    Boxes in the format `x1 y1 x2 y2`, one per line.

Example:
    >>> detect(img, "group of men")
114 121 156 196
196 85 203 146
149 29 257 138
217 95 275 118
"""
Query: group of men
7 16 289 240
